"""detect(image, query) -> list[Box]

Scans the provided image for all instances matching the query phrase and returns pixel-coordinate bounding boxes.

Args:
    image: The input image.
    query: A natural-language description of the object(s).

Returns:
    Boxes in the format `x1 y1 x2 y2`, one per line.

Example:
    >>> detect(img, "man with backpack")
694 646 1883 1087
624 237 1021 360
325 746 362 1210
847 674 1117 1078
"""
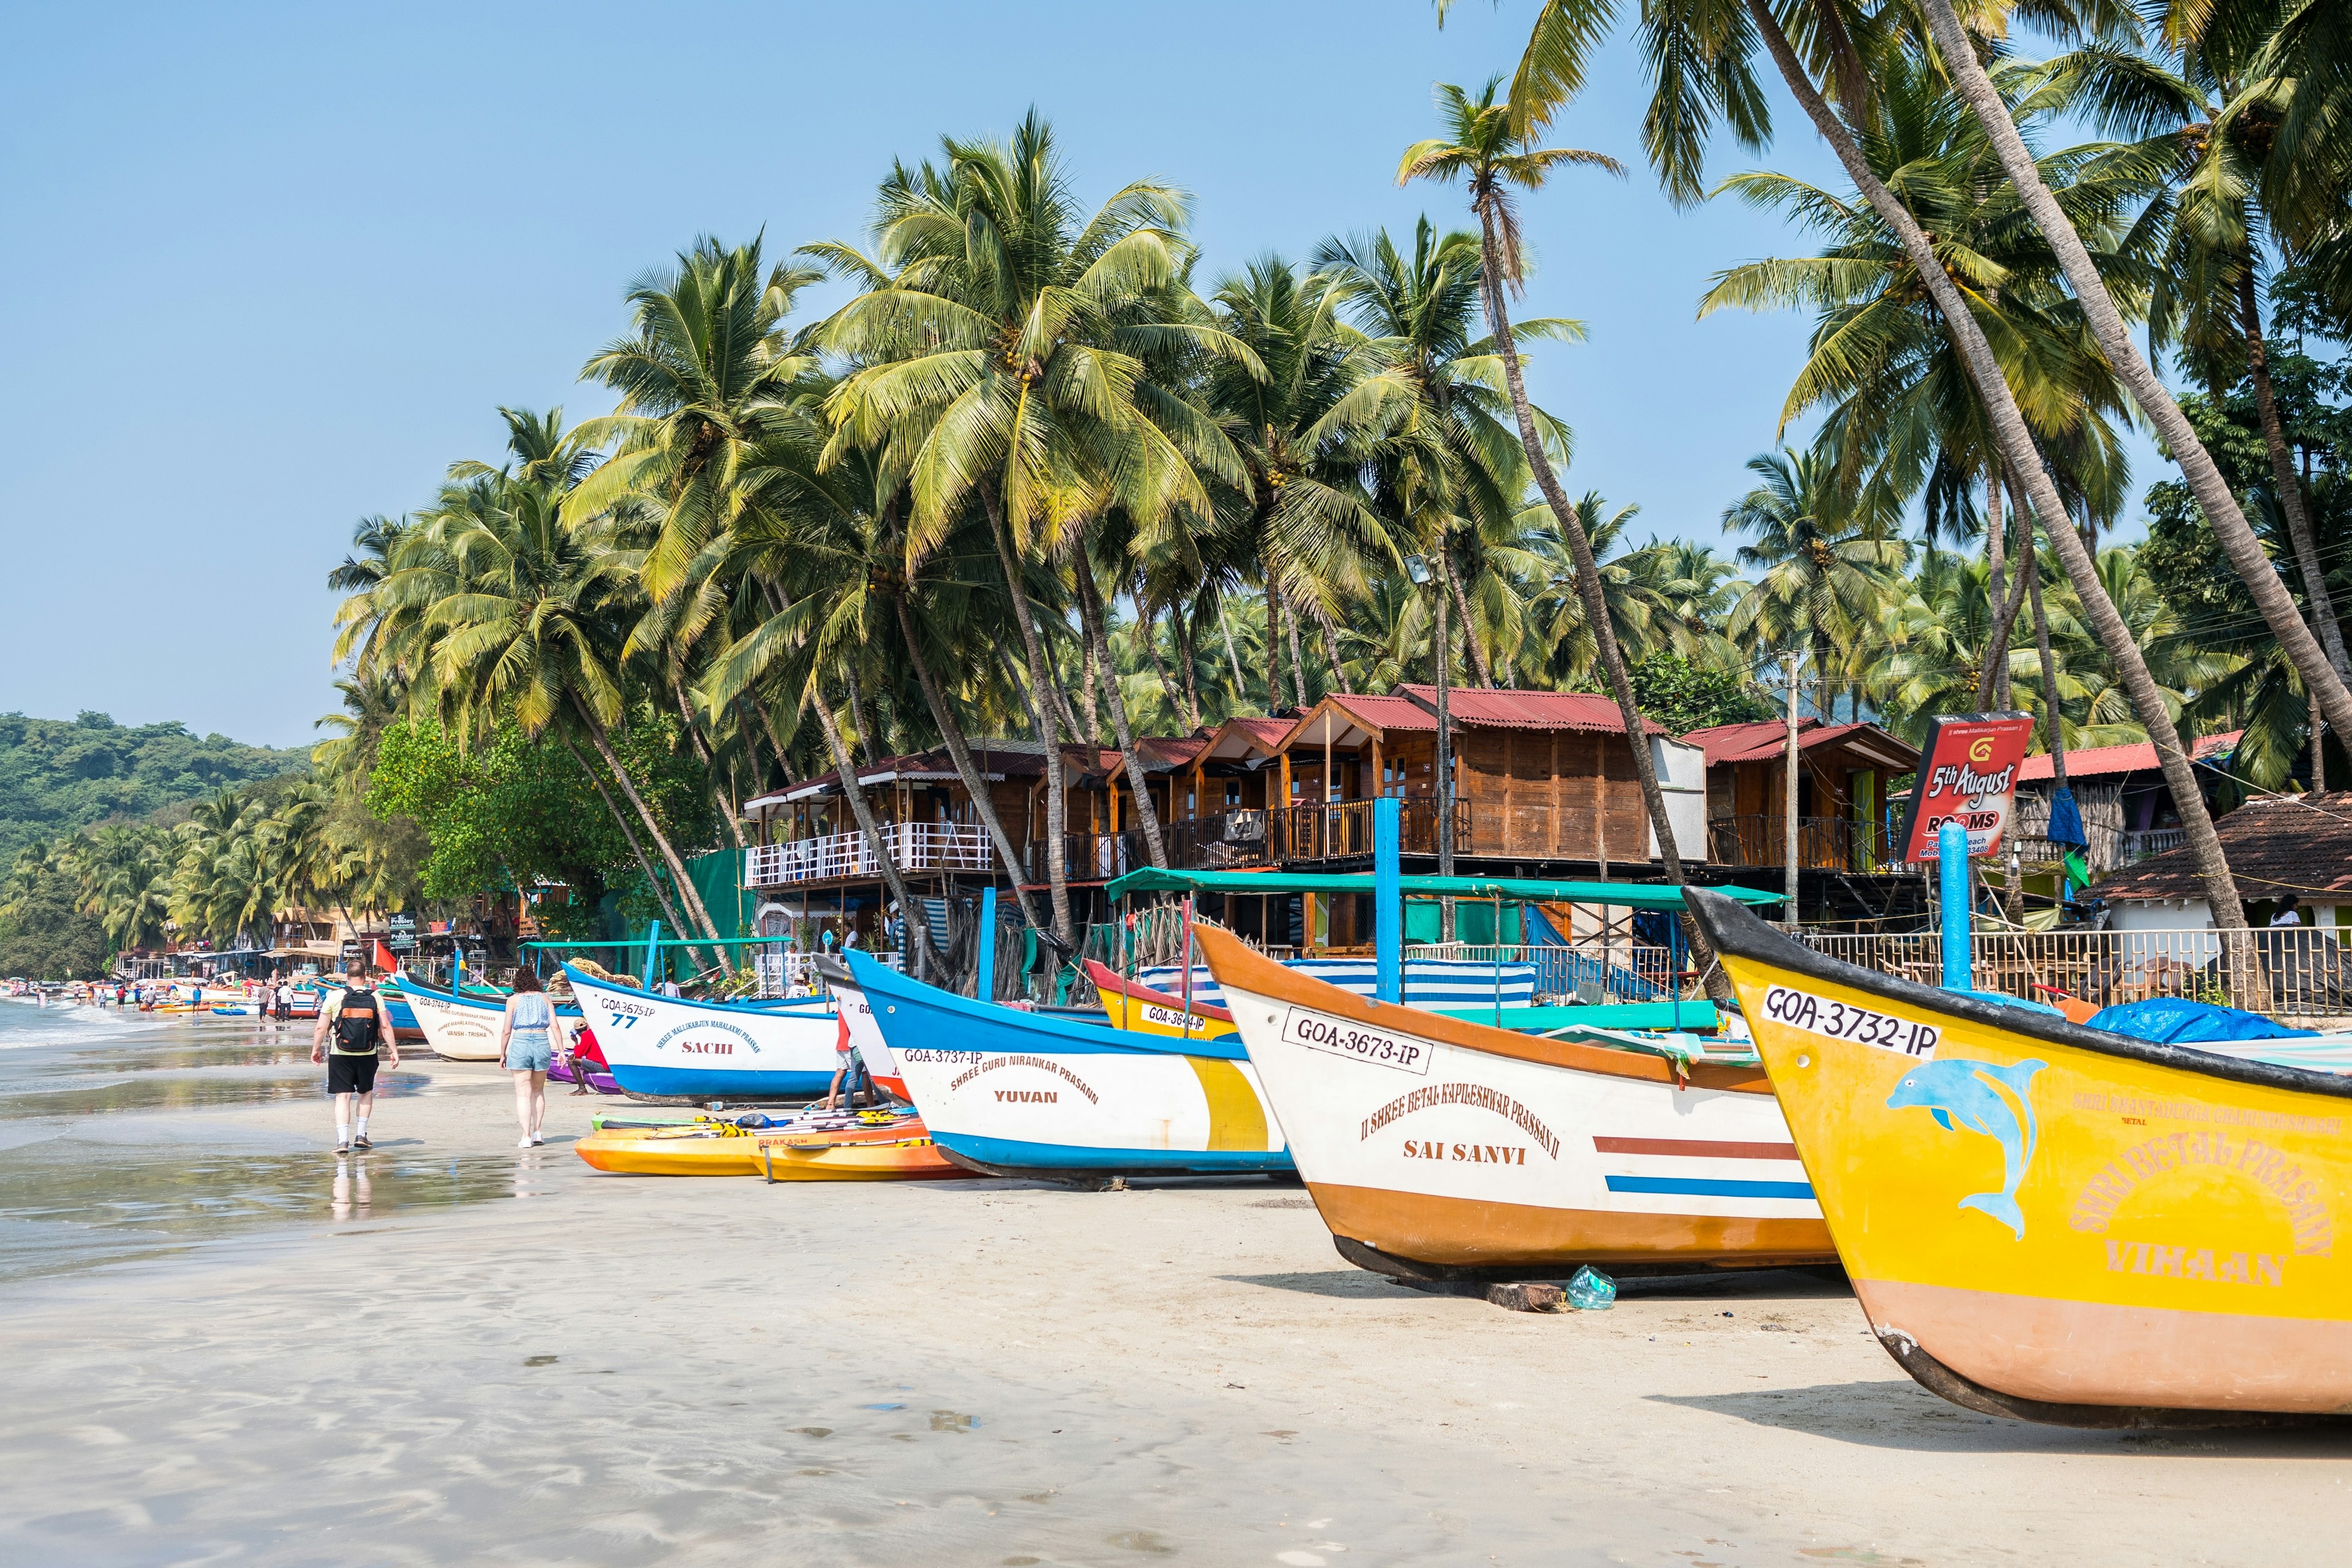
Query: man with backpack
312 963 400 1152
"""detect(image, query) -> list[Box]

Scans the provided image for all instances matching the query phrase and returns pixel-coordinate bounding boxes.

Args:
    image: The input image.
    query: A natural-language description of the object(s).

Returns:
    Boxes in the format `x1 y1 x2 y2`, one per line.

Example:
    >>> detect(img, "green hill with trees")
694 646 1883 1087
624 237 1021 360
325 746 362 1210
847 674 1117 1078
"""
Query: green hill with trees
0 712 309 862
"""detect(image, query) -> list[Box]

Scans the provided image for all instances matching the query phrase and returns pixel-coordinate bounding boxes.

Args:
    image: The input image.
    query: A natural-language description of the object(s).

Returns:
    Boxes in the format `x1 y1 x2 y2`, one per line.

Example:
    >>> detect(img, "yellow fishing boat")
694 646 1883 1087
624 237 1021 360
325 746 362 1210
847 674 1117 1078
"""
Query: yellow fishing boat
1082 959 1234 1040
1687 888 2352 1426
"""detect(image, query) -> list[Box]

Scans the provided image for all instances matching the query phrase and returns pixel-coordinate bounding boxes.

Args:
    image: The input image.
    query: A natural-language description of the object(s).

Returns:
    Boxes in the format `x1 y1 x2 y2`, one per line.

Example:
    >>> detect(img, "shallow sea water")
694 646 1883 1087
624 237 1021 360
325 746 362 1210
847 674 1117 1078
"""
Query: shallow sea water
0 998 518 1280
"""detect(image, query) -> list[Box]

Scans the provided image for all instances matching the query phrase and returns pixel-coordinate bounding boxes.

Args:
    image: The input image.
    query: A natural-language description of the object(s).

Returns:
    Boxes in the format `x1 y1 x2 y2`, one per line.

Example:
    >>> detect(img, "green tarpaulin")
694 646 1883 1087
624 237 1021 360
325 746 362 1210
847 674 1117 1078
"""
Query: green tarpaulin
1102 867 1785 909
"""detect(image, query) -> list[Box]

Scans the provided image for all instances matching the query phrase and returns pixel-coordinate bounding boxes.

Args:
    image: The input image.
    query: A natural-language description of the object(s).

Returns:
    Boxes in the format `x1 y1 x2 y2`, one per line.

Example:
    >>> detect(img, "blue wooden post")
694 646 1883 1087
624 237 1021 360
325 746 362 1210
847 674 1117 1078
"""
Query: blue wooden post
641 919 662 989
1939 822 1970 991
1668 903 1683 1031
976 887 998 1003
1374 797 1402 1005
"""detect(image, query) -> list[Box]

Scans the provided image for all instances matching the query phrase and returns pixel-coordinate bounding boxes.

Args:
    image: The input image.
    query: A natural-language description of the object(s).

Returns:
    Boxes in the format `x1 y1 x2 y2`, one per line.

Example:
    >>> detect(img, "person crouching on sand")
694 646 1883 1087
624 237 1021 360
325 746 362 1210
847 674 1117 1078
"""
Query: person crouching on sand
313 965 398 1152
499 970 564 1147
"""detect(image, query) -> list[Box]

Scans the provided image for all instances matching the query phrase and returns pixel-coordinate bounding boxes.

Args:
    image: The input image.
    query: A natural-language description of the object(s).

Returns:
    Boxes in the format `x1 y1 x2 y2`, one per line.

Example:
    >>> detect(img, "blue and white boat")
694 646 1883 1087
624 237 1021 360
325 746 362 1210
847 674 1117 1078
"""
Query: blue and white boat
563 965 840 1099
850 951 1292 1182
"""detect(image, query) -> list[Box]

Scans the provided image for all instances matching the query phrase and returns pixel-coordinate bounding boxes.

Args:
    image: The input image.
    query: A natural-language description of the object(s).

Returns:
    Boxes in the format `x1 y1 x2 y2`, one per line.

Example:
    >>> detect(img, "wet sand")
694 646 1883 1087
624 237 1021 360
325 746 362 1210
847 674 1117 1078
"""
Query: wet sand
1 1000 2346 1565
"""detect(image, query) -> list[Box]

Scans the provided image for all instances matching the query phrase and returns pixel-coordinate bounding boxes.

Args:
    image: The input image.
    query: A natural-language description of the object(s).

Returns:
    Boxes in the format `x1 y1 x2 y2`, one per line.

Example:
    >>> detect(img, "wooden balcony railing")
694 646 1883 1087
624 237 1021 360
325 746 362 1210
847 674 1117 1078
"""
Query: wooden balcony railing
1708 815 1899 873
1023 809 1271 883
745 823 993 888
1269 798 1469 862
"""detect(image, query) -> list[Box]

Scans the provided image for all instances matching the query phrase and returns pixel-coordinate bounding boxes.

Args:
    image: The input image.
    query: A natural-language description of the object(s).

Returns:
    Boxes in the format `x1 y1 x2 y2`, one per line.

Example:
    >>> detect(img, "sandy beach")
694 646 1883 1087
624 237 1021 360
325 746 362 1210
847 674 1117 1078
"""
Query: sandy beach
2 998 2345 1567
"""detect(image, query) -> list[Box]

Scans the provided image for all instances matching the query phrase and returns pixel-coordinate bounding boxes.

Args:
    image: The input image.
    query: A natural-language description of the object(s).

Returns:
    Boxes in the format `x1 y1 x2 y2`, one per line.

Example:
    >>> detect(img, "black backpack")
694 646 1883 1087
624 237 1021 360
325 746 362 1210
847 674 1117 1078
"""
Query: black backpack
332 989 382 1055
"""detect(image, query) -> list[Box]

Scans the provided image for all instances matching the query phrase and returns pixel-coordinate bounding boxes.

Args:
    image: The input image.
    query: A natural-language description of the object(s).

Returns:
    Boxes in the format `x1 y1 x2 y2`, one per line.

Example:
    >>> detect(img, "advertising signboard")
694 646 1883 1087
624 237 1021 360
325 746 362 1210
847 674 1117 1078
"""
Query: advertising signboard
1894 711 2037 861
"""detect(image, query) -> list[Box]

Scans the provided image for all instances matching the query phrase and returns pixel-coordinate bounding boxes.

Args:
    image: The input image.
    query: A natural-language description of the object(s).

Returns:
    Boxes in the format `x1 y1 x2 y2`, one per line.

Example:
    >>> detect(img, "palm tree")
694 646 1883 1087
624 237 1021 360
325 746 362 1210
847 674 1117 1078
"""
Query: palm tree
2038 41 2351 682
388 413 724 950
815 115 1261 934
1462 0 2258 936
1523 496 1704 690
1697 53 2146 708
1399 75 1728 993
1907 0 2352 738
1317 219 1537 892
1722 450 1910 719
1197 255 1395 708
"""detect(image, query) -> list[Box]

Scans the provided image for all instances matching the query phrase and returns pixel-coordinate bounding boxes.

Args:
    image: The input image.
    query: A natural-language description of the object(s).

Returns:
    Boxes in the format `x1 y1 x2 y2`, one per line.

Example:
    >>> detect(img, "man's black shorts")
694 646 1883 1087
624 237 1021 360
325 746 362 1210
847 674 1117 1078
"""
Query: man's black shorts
326 1054 380 1095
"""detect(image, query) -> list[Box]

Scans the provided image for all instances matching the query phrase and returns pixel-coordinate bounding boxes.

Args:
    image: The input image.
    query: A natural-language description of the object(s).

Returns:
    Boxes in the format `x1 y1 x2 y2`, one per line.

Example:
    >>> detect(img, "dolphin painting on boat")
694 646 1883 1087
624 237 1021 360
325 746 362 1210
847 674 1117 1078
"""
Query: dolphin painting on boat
1886 1057 2046 1238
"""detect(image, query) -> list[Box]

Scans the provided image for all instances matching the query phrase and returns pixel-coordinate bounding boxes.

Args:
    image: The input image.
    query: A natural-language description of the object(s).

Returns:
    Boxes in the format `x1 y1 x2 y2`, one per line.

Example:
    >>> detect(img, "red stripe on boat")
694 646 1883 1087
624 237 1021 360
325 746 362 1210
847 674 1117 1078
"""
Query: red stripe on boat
1591 1136 1800 1161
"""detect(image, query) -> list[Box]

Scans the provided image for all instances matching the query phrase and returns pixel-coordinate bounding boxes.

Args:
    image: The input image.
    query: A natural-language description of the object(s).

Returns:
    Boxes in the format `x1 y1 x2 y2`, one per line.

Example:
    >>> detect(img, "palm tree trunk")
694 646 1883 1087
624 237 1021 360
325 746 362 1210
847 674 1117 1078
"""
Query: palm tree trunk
2022 517 2068 794
671 681 745 851
1917 0 2352 742
844 663 884 769
1076 605 1102 745
2239 268 2350 676
979 484 1074 946
568 697 724 946
1285 597 1313 707
885 586 1048 934
1469 200 1730 1004
806 674 942 979
1171 601 1205 728
1265 575 1287 714
1745 0 2247 944
1431 551 1456 941
1070 546 1169 869
1978 467 2034 710
557 728 698 967
1977 463 2027 709
1139 600 1188 728
1439 548 1494 687
1216 599 1251 712
1311 600 1355 695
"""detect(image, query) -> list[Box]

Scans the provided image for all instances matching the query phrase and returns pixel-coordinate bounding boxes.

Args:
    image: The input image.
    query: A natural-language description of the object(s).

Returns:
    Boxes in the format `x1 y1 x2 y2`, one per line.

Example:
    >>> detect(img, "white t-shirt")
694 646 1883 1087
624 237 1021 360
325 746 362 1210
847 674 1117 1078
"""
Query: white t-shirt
2271 910 2304 927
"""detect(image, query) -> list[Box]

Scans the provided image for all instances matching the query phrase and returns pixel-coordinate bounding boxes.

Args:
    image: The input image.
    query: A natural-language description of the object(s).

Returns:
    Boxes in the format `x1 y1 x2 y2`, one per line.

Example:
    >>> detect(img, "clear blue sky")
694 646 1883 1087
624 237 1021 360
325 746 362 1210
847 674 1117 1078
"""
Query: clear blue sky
1 0 2164 747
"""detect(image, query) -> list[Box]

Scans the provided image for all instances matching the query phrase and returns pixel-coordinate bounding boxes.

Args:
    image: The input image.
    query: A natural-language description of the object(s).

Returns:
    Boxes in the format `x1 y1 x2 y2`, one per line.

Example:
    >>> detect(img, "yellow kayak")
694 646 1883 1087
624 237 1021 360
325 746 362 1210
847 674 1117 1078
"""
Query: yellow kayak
1689 888 2352 1425
574 1123 961 1180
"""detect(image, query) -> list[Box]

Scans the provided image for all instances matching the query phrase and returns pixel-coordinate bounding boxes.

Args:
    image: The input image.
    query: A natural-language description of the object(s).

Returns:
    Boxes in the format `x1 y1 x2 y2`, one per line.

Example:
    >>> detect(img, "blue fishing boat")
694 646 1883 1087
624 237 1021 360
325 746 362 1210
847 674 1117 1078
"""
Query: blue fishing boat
848 951 1293 1182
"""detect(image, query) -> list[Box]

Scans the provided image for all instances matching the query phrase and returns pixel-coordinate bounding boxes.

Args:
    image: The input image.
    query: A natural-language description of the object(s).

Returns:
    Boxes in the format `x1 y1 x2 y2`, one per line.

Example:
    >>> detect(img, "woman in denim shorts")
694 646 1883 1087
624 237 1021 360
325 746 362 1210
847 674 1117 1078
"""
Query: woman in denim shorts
499 969 565 1147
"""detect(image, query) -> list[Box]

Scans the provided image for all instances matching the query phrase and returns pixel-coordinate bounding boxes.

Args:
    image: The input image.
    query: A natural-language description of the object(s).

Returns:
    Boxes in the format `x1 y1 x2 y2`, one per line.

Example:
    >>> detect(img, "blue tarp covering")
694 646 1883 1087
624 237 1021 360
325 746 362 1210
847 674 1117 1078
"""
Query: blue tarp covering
2084 997 2316 1044
2045 786 2089 849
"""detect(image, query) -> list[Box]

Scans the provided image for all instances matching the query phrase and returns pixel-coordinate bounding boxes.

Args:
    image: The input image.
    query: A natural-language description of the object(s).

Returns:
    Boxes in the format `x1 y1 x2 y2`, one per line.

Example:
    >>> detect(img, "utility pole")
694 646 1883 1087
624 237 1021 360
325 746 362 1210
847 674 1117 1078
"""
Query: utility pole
1784 649 1804 922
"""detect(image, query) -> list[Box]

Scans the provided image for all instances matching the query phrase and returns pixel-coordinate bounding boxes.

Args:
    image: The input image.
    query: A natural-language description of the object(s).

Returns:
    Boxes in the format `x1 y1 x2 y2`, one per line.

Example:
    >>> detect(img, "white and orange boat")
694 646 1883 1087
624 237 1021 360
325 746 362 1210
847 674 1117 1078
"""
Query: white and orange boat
1197 924 1831 1280
1687 886 2352 1425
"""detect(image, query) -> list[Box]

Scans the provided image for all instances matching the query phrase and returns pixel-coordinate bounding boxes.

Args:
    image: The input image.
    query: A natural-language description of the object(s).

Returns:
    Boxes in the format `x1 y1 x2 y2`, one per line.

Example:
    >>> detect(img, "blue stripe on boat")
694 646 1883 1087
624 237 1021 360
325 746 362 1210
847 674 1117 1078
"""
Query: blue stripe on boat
1602 1175 1815 1199
931 1131 1294 1177
604 1064 837 1099
850 952 1249 1060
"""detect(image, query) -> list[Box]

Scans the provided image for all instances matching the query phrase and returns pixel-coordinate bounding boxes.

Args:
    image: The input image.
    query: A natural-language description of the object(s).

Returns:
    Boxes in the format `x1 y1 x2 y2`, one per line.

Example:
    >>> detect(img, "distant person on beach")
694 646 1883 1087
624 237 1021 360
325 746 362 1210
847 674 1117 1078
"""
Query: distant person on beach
499 969 564 1147
276 980 294 1021
312 965 398 1153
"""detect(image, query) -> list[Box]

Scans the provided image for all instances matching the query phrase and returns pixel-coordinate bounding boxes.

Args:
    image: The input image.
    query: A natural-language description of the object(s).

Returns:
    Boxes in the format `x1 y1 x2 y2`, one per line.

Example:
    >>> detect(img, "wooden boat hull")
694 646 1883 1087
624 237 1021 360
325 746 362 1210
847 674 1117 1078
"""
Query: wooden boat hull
1687 888 2352 1421
564 965 839 1098
1197 924 1831 1274
851 951 1293 1179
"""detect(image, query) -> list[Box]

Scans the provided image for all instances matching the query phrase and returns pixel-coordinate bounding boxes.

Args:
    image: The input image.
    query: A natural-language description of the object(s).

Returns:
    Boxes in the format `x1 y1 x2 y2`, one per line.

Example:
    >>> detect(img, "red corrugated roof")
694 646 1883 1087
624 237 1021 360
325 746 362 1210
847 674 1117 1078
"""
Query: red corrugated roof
1394 684 1666 736
1317 693 1441 734
2017 730 2239 782
1682 718 1917 769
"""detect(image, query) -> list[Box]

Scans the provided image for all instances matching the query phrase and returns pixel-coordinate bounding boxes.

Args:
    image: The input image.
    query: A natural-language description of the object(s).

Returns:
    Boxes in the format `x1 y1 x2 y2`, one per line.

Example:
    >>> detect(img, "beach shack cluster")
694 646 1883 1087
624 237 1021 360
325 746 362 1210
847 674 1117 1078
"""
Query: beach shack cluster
734 690 1929 965
363 687 2352 1431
